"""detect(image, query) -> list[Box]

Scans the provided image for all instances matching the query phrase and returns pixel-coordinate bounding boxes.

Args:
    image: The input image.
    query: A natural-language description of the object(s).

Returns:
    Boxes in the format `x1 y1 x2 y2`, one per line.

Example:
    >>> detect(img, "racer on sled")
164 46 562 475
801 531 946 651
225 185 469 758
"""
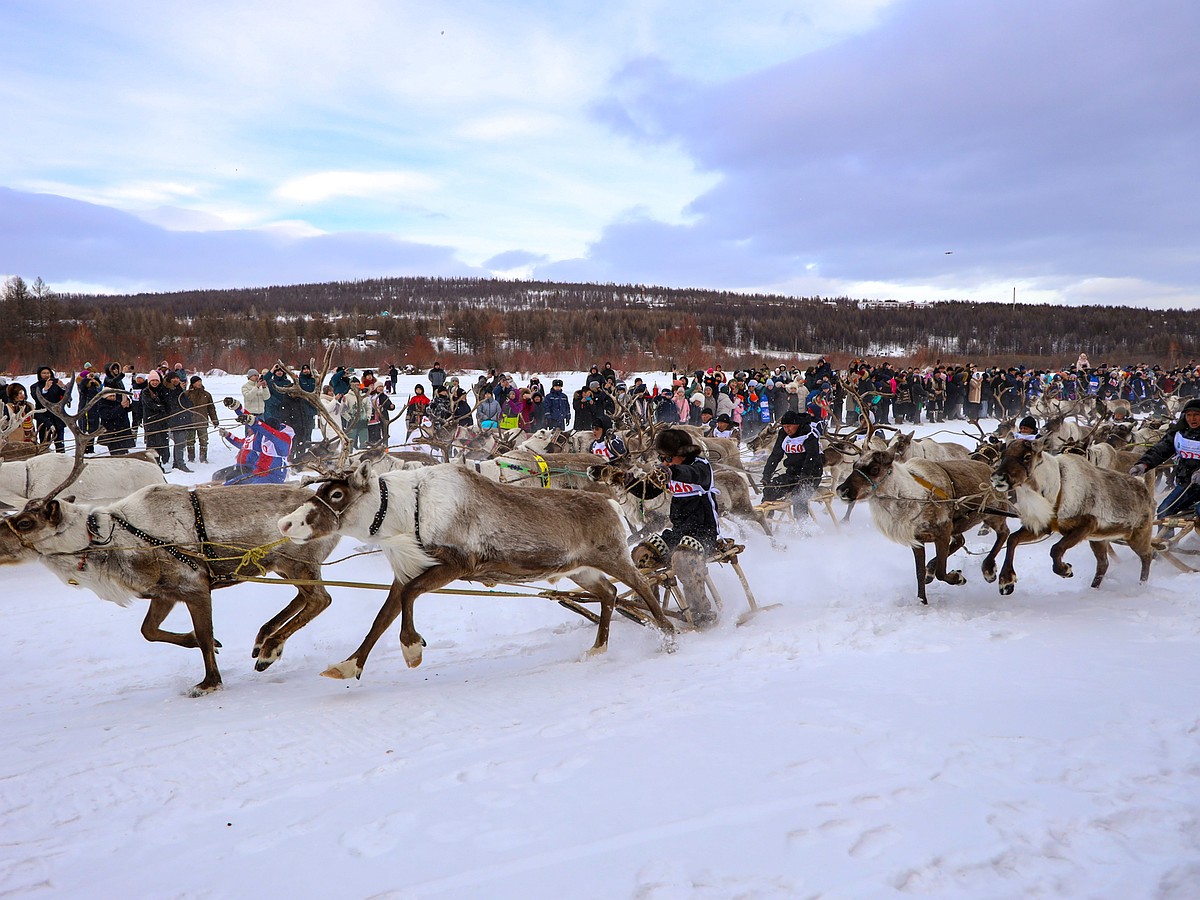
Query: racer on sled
618 428 720 628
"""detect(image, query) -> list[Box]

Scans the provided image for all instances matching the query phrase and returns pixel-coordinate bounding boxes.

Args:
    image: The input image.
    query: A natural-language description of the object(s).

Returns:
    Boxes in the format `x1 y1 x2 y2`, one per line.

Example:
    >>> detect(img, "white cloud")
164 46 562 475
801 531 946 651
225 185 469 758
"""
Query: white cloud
273 171 439 204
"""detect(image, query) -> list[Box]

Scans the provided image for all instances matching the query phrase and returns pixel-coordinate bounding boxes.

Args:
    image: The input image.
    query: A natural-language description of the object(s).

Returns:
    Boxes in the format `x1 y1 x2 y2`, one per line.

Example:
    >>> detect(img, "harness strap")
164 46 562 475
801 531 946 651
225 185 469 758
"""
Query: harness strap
909 473 950 501
190 488 238 585
111 513 201 570
369 478 389 536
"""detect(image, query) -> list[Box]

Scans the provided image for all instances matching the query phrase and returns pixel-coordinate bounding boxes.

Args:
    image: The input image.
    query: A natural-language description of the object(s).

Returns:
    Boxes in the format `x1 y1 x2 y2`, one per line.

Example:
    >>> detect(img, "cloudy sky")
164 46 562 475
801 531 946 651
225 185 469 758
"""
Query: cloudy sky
1 0 1196 307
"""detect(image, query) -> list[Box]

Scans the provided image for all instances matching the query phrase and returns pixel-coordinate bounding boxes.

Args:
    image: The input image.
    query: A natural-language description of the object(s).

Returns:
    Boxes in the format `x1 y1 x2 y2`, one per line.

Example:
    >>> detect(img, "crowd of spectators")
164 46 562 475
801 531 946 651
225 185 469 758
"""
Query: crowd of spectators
7 355 1200 475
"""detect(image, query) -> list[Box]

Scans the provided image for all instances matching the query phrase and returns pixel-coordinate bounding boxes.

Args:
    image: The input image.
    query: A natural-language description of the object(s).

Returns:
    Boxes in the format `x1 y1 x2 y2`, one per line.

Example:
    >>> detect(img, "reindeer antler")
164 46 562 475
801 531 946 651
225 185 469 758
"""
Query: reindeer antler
277 345 356 471
34 385 110 501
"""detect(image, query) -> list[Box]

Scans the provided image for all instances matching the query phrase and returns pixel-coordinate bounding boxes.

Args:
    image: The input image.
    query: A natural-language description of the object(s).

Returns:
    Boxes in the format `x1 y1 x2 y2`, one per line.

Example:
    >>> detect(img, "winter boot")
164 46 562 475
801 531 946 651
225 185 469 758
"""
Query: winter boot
671 546 716 628
632 533 669 570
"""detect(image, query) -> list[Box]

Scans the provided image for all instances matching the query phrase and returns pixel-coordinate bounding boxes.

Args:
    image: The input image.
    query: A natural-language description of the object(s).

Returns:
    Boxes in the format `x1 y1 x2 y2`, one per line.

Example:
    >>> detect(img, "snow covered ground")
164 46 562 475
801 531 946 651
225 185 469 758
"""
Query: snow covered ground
3 370 1199 898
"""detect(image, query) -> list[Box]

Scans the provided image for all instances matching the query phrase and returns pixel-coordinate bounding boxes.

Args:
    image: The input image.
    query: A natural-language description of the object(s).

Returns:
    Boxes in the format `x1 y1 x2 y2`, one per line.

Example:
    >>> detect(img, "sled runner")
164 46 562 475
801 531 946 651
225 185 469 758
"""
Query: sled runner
551 539 776 629
1151 516 1200 574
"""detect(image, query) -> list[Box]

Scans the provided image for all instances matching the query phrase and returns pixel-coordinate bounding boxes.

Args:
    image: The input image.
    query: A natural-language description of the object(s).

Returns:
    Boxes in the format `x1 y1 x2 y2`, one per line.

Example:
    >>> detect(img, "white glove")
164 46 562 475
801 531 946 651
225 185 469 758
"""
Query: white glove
1190 469 1200 486
1128 463 1147 477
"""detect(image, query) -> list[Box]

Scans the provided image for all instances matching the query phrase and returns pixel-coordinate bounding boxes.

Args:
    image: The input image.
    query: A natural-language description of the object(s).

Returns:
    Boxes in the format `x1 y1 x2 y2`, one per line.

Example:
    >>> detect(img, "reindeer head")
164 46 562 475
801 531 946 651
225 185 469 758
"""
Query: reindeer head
836 449 898 502
991 438 1046 492
278 460 374 542
0 497 72 563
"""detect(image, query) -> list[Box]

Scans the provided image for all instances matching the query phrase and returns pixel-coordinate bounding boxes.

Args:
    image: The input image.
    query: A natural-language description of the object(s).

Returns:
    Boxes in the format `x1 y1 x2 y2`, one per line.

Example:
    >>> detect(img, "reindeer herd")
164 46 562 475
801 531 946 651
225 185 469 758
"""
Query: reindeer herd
0 364 1180 696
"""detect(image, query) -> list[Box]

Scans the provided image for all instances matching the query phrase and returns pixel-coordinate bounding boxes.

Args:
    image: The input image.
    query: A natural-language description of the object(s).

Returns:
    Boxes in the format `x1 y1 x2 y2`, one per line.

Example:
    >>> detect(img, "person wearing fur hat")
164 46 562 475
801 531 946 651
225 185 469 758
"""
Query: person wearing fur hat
619 428 720 626
1131 398 1200 520
761 410 824 519
588 416 626 460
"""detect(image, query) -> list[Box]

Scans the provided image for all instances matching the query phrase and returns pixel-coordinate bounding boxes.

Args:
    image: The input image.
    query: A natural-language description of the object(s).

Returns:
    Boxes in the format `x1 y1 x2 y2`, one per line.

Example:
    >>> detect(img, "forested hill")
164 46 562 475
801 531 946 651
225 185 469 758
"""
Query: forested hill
2 275 1196 373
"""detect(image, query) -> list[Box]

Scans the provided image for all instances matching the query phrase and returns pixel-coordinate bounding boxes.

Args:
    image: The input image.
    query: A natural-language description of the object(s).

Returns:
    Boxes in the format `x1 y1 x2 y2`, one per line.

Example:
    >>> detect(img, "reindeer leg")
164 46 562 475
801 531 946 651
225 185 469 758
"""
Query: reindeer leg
569 570 618 655
140 597 219 650
254 583 333 672
841 499 856 523
913 544 929 605
1087 540 1111 588
998 526 1039 596
934 531 967 586
981 515 1009 583
1049 520 1094 580
252 592 305 661
606 558 676 648
179 593 221 696
323 566 459 680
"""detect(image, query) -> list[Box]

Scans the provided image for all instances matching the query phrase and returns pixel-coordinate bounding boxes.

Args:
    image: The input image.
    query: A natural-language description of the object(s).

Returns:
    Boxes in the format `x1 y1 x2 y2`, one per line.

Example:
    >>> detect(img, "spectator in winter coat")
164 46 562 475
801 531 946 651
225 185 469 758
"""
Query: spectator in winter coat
476 392 502 430
32 365 66 452
241 369 270 416
4 383 37 446
429 386 453 428
184 376 220 463
451 388 473 428
669 386 689 424
499 388 525 430
140 371 171 469
162 371 194 472
368 383 395 446
544 380 571 430
96 363 134 455
428 362 447 391
319 385 346 440
404 385 431 435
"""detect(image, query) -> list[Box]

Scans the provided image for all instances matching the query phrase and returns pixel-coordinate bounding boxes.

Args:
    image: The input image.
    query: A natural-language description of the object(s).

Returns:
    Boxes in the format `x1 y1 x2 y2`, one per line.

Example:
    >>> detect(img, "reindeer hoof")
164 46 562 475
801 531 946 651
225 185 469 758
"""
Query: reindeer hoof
187 682 222 697
982 566 997 583
401 641 424 668
999 583 1015 596
321 660 361 680
945 570 965 585
1056 564 1074 579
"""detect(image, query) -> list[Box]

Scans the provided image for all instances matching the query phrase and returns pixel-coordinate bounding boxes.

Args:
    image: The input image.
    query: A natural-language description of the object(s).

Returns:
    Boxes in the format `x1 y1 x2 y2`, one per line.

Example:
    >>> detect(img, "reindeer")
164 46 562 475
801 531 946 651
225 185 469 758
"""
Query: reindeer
459 447 611 492
990 438 1155 595
277 462 675 681
0 408 342 694
1041 413 1090 453
291 438 439 474
887 431 971 462
0 394 164 508
837 449 1011 604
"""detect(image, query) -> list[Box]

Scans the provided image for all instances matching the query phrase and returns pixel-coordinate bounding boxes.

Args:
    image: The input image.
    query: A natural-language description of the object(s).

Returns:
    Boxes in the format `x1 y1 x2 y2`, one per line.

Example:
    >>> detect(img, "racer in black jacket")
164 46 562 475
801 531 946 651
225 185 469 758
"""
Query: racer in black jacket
761 409 824 518
1132 398 1200 519
621 428 720 627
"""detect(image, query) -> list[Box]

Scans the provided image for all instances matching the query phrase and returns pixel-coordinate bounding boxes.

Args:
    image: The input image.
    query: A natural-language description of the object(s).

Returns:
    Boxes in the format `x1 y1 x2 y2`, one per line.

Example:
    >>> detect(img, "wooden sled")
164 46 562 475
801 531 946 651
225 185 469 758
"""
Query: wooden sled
755 485 839 530
1151 517 1200 574
551 539 777 630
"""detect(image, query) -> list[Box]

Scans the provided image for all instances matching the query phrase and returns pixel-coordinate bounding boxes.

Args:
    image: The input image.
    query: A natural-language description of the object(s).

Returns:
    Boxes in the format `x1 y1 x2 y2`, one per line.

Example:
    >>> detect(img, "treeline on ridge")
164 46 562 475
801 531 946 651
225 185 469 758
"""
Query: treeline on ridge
2 275 1195 374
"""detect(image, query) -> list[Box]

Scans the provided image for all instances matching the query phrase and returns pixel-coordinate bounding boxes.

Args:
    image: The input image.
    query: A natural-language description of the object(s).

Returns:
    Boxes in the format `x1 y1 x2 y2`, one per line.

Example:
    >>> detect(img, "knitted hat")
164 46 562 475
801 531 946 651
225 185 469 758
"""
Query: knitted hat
246 368 259 376
1183 398 1200 415
190 375 203 385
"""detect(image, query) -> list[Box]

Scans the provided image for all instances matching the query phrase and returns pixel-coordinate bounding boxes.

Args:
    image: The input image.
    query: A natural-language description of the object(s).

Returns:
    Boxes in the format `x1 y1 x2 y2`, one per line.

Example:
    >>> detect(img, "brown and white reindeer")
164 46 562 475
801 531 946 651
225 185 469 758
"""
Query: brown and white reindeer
277 461 676 681
0 396 341 695
990 438 1155 595
836 449 1012 604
